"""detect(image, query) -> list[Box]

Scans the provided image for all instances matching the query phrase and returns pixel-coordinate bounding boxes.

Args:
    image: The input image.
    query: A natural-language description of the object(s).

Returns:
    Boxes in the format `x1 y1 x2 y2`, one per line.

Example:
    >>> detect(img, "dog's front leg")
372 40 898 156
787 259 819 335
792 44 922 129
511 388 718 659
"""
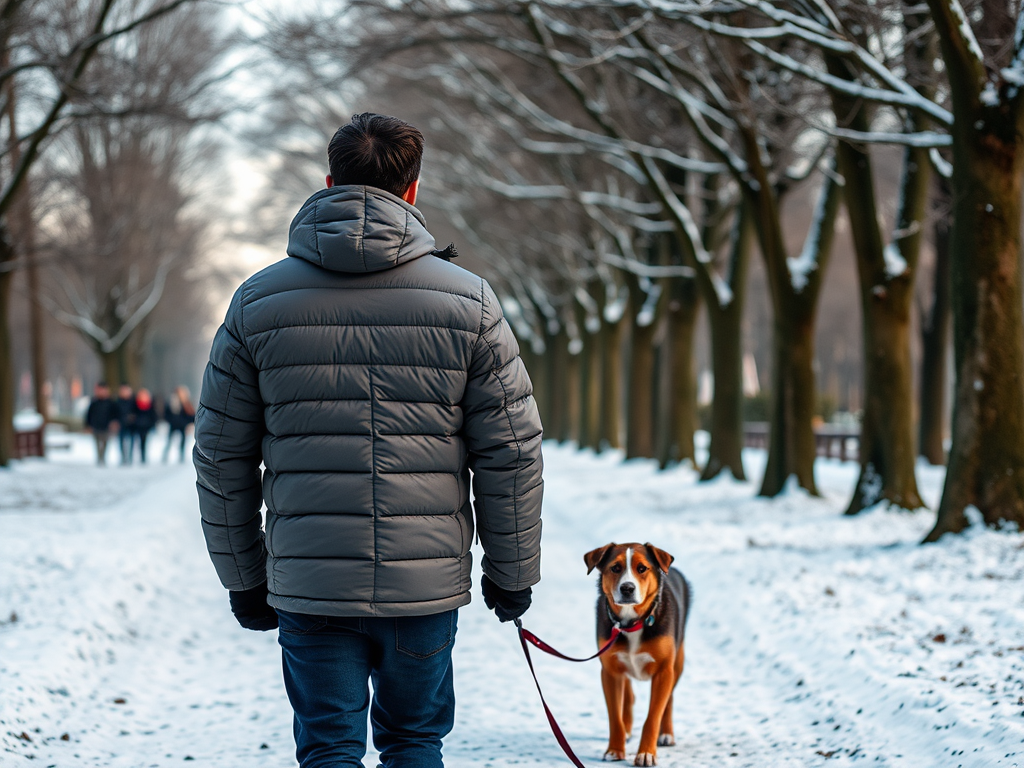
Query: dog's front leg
634 666 675 766
601 665 628 761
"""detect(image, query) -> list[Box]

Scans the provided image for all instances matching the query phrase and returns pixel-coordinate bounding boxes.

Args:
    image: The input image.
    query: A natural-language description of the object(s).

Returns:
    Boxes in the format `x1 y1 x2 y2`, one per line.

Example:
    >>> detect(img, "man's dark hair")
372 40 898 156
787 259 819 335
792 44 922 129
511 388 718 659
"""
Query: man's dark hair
327 113 424 198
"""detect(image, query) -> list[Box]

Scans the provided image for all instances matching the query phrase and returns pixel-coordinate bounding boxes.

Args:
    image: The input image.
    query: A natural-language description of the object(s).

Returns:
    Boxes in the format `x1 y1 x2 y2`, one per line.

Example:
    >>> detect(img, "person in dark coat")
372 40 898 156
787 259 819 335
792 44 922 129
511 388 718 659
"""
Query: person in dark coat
194 113 543 768
114 384 135 464
162 386 195 463
84 382 118 466
131 388 157 464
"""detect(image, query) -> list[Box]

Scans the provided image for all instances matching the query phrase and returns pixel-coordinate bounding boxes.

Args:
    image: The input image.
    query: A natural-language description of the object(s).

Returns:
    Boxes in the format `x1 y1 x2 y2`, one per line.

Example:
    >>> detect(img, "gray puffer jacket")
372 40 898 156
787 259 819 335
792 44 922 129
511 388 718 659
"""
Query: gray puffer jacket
194 185 543 617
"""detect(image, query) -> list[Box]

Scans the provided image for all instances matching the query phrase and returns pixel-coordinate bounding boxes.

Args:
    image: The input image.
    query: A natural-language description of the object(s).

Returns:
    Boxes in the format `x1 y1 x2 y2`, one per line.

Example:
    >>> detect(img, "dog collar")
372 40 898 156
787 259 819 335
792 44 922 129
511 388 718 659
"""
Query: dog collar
606 603 658 632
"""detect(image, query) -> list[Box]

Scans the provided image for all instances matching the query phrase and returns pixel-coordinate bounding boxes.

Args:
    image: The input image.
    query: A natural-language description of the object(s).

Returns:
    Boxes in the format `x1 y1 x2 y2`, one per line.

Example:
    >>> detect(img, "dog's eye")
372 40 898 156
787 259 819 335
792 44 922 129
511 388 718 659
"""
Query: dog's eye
636 564 648 573
610 564 623 574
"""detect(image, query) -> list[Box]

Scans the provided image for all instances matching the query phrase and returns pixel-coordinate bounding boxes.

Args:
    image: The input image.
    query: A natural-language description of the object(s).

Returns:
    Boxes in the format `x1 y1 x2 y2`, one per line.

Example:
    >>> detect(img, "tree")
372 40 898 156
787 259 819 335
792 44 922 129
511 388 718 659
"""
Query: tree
923 0 1024 538
0 0 197 466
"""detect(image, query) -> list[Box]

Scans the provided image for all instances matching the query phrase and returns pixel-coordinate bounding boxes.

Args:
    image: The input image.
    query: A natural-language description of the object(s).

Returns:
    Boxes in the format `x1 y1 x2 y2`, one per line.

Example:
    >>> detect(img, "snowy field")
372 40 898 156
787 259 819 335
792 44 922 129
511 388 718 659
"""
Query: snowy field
1 433 1023 768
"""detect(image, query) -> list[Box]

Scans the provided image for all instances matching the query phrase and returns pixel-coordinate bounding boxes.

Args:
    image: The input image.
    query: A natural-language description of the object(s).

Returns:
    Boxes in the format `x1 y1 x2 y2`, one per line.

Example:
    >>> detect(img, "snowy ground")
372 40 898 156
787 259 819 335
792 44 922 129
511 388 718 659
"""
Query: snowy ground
1 432 1023 768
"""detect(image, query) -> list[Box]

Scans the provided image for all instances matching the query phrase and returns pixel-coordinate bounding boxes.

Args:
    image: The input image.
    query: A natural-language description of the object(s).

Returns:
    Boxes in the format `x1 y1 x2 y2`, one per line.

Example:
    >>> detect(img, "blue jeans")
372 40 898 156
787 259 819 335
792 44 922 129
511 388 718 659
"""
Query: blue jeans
277 609 458 768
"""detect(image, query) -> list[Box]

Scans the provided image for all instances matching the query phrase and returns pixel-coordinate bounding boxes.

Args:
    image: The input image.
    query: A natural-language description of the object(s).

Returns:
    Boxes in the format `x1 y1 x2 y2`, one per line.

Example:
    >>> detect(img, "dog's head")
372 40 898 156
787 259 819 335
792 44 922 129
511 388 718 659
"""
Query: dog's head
583 542 674 610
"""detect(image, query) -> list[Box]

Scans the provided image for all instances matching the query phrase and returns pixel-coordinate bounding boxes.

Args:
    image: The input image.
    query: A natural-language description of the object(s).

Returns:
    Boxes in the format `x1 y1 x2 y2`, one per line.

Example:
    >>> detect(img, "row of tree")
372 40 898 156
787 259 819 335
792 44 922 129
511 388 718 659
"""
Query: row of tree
259 0 1024 541
0 0 231 461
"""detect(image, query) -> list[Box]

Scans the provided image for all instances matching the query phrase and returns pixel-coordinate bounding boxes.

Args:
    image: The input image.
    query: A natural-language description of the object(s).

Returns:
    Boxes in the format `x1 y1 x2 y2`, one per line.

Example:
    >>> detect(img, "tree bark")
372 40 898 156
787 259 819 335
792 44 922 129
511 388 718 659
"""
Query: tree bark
919 176 952 465
101 349 122 390
576 293 602 451
522 342 551 431
625 272 658 459
562 330 581 444
0 232 14 466
926 102 1024 538
747 141 840 497
825 49 926 514
659 276 700 468
923 0 1024 539
599 313 625 451
5 83 46 421
701 204 753 481
547 323 567 442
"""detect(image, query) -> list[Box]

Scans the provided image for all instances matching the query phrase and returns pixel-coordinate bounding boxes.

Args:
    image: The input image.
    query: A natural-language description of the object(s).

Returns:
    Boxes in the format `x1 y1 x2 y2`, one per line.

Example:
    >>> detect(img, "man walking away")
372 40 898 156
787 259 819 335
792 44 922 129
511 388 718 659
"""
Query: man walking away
84 382 117 466
194 113 543 768
132 388 157 464
115 384 135 464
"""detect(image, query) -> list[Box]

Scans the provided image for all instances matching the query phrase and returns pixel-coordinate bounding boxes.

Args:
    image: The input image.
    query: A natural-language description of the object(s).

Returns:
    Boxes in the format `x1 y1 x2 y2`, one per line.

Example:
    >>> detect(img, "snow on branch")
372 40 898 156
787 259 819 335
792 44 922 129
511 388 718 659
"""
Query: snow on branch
743 39 953 126
946 0 985 64
929 148 954 179
601 251 696 279
820 125 952 148
642 156 733 307
788 159 841 293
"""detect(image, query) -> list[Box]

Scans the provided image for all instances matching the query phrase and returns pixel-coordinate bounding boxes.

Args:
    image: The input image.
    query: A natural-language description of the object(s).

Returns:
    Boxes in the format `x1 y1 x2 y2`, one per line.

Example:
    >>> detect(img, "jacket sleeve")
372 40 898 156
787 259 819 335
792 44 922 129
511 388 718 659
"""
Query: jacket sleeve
193 286 267 591
462 279 544 592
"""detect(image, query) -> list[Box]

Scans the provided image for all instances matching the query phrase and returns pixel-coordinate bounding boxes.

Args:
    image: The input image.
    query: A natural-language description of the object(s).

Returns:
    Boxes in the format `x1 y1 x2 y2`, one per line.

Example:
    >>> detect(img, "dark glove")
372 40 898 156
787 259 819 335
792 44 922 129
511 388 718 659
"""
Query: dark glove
481 573 532 623
229 581 278 631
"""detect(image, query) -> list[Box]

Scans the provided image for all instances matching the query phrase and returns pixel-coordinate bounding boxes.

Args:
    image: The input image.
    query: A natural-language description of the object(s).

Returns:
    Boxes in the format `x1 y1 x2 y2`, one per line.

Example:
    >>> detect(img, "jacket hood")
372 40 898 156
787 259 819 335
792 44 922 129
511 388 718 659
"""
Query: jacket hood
287 185 436 273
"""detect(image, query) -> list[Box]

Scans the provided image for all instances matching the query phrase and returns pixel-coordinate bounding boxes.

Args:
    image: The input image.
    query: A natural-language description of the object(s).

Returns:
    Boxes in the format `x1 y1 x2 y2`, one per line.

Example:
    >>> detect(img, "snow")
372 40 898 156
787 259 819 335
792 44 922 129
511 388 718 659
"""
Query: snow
788 171 835 292
3 437 1024 767
947 0 985 66
981 80 1000 107
883 243 910 279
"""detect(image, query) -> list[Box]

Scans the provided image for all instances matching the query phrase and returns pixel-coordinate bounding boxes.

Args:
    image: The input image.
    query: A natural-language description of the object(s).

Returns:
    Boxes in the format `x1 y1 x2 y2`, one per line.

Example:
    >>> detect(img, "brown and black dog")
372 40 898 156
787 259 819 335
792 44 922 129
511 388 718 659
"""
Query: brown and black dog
584 543 691 767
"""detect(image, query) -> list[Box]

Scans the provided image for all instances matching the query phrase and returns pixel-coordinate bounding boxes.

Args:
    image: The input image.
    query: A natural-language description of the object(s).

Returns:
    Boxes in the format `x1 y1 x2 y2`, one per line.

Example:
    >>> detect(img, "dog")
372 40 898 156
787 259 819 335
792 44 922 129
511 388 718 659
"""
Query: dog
584 542 691 767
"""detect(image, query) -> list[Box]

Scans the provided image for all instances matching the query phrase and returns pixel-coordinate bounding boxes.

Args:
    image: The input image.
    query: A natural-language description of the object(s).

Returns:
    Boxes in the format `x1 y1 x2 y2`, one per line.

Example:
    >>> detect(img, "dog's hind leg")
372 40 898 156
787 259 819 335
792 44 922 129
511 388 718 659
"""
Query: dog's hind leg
623 679 635 739
658 645 685 747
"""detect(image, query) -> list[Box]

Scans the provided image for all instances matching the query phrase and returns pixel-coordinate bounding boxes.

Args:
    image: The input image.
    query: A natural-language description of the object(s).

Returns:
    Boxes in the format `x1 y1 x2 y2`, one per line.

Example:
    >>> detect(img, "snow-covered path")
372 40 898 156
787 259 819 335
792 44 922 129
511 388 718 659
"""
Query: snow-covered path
2 437 1023 767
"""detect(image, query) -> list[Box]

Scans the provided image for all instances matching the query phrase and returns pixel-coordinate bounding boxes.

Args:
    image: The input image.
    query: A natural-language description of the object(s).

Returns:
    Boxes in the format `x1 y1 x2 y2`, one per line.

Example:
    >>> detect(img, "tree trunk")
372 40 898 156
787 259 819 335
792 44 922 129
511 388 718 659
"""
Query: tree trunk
703 300 746 481
576 295 602 451
599 314 625 451
0 234 14 466
626 274 657 459
849 291 922 512
761 311 819 495
741 129 839 497
660 277 700 468
919 176 952 465
547 325 567 442
701 203 754 482
523 342 551 432
827 53 925 514
926 99 1024 539
101 349 122 390
562 332 581 444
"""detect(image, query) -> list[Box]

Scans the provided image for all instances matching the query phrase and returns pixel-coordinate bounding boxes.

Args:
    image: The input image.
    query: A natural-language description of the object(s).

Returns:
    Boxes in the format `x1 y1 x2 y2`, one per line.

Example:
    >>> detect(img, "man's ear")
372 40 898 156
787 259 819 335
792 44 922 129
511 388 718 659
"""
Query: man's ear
584 544 616 575
644 543 674 573
401 177 419 205
326 174 333 189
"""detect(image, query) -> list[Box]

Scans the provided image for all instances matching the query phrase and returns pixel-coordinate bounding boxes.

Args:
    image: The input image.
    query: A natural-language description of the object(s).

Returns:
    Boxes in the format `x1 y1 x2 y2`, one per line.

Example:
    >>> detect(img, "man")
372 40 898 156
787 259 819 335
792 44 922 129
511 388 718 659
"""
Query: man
84 382 117 466
194 113 543 768
114 384 135 464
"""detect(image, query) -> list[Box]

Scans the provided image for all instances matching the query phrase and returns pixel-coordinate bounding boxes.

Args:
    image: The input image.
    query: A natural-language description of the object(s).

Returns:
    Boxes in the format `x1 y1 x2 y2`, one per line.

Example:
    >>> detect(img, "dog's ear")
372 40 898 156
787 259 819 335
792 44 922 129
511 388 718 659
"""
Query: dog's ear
584 544 616 575
645 543 674 573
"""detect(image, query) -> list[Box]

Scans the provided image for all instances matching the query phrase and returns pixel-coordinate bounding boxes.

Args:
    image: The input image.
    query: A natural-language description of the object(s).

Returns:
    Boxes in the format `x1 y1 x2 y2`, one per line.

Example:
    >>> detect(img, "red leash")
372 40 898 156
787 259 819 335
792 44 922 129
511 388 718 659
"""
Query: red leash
514 618 644 768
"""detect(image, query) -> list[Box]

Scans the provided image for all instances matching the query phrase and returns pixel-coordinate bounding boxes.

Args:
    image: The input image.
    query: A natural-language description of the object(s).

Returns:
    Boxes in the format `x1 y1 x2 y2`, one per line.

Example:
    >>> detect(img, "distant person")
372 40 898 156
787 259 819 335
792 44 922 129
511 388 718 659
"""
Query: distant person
132 388 157 464
115 384 135 464
162 386 195 463
194 113 543 768
84 382 118 466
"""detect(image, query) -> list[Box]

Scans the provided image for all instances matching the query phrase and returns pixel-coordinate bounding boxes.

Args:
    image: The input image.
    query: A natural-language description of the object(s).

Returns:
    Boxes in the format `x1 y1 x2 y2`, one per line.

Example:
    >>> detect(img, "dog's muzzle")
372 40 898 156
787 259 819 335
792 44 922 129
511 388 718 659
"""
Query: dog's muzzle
616 583 638 604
